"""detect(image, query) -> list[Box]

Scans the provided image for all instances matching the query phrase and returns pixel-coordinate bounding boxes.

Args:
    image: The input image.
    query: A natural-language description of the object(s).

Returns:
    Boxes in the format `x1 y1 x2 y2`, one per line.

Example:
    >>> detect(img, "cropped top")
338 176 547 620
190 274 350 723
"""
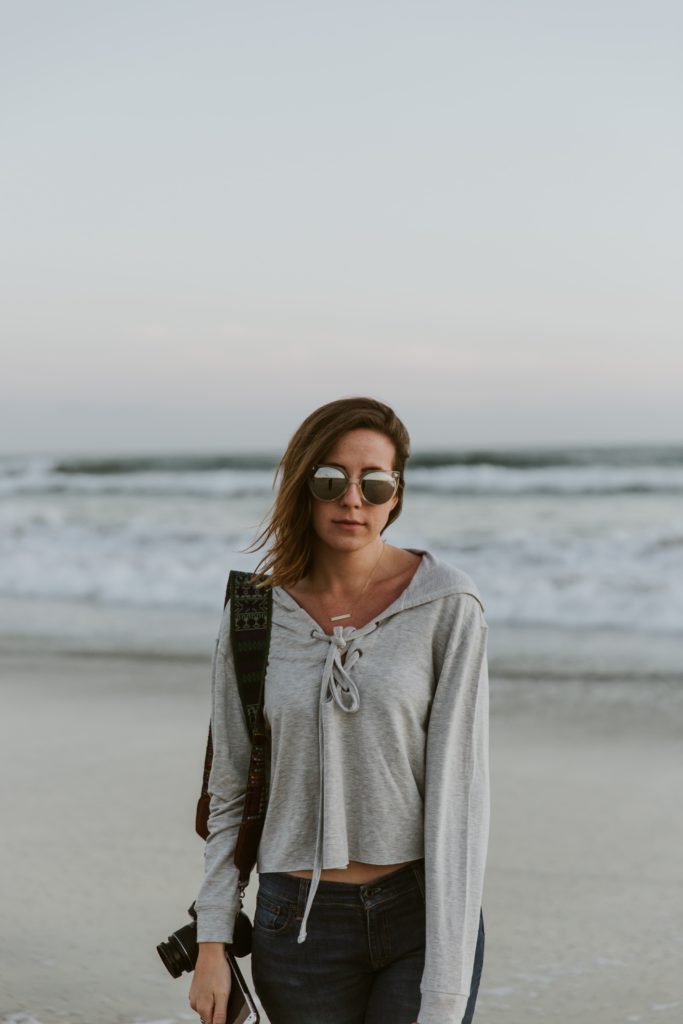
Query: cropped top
194 548 490 1024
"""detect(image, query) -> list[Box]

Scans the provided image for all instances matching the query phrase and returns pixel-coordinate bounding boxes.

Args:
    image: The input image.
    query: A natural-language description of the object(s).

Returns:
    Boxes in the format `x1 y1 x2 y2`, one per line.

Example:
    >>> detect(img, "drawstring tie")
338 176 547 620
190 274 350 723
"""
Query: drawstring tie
297 621 378 942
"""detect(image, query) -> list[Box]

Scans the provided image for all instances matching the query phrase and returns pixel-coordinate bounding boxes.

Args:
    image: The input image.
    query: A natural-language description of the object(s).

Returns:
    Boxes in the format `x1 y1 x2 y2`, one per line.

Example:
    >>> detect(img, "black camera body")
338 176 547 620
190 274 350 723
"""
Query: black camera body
157 901 253 978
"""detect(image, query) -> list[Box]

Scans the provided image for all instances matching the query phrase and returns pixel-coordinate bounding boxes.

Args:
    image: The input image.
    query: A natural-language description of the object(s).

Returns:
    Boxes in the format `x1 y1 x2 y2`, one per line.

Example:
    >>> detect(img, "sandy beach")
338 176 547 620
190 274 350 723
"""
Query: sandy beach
2 640 682 1024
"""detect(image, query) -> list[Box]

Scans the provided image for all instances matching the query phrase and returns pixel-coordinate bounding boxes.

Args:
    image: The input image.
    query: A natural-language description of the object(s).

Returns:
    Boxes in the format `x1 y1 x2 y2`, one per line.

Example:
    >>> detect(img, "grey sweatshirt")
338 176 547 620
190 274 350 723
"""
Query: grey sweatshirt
194 548 490 1024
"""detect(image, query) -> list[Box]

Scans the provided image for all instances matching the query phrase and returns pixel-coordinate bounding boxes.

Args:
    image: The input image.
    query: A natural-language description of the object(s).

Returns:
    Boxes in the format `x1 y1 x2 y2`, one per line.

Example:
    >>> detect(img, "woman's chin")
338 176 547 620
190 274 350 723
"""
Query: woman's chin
317 529 372 551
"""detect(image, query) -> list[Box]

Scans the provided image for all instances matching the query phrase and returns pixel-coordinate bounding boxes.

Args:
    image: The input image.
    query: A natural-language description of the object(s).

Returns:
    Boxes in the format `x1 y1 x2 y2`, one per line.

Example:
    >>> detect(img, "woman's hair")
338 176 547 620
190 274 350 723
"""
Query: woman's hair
247 396 411 589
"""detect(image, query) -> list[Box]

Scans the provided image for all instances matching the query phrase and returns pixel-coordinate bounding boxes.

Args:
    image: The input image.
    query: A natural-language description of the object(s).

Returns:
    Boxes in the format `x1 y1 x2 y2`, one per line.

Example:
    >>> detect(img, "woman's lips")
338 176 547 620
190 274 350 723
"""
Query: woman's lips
333 521 364 528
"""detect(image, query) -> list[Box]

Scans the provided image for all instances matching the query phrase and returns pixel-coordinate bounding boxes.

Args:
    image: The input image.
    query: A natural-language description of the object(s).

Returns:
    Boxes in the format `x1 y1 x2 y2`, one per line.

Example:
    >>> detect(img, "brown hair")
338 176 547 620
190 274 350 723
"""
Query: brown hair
247 396 411 589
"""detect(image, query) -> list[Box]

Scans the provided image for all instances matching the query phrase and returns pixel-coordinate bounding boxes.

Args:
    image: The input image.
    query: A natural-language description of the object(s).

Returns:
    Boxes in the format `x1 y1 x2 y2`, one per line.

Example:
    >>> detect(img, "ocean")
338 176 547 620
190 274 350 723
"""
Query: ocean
1 444 681 678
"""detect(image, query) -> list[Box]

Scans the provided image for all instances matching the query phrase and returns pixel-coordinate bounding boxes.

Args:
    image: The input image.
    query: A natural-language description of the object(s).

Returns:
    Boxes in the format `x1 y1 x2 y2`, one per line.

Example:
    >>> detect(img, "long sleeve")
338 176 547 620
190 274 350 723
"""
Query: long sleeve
417 594 491 1024
194 600 253 943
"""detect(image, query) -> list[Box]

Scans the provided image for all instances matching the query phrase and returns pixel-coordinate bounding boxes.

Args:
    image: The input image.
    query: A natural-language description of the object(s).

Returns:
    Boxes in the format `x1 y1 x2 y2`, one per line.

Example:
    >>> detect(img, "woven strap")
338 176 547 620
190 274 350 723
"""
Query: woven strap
195 571 272 891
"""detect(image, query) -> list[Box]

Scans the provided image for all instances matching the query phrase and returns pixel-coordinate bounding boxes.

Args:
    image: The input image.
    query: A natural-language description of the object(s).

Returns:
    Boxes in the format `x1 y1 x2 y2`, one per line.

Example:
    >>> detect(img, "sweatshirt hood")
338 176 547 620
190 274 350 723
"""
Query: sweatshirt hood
374 547 485 616
273 547 485 623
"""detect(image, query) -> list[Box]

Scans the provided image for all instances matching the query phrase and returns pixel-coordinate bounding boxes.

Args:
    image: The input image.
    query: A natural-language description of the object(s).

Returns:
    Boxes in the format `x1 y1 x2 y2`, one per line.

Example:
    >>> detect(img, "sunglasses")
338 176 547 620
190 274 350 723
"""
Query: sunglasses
308 464 402 505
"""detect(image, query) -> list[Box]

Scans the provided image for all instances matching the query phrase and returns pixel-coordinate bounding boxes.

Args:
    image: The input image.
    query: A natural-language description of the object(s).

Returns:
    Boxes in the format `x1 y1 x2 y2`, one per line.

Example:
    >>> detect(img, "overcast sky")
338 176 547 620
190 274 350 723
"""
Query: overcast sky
2 1 681 455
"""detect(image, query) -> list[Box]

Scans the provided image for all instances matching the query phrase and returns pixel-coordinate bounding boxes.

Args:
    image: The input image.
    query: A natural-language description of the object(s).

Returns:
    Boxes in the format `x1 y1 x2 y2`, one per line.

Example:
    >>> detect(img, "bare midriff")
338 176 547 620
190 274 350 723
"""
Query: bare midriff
286 859 422 884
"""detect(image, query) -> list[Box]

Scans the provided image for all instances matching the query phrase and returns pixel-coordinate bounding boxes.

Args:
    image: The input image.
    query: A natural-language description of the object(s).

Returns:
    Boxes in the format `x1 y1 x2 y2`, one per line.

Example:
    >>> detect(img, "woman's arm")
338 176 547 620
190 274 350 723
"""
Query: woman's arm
418 593 490 1024
194 600 253 944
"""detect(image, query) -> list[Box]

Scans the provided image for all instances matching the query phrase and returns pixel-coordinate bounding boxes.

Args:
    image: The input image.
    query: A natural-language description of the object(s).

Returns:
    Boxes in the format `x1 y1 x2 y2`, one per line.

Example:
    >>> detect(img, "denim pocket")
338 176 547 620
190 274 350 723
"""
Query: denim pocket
255 890 295 934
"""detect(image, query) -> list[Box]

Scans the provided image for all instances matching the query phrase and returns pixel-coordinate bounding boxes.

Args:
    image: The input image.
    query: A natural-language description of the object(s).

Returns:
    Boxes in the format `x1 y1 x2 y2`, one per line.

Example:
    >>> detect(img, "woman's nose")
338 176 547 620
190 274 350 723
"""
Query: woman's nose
340 481 363 506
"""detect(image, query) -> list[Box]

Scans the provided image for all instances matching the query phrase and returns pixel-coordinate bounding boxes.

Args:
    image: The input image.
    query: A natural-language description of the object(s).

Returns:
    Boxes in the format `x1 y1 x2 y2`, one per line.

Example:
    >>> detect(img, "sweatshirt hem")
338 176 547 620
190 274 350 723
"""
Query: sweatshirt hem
195 904 240 945
417 988 470 1024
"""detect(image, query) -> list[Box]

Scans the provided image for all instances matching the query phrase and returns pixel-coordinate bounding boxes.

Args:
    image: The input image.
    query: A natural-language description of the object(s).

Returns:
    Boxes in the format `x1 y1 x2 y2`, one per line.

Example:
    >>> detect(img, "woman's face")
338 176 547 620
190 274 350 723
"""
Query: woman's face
309 428 399 554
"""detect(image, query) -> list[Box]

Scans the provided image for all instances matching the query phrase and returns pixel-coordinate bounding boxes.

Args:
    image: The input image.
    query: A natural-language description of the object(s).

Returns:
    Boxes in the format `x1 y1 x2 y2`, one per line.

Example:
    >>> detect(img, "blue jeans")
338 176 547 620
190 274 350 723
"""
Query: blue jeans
251 860 485 1024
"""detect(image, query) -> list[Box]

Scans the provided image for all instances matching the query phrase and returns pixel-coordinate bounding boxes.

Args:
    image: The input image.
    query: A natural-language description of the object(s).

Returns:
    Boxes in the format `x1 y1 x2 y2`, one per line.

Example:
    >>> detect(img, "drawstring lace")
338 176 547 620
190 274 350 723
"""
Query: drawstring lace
297 620 378 942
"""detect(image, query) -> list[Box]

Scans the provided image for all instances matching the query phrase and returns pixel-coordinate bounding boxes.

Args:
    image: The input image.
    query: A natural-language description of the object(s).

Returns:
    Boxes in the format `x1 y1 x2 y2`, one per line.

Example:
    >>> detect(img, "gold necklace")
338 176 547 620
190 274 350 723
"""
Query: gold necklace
325 545 385 622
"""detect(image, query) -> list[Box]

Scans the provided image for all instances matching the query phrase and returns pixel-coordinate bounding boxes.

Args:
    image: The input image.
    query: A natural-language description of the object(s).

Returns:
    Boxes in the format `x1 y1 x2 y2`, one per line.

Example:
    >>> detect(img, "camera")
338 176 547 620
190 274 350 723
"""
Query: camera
157 901 253 978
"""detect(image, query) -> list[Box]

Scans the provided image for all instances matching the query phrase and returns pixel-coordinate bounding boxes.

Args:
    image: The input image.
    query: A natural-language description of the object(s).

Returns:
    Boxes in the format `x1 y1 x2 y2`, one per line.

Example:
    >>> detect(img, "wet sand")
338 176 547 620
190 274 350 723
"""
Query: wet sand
1 648 682 1024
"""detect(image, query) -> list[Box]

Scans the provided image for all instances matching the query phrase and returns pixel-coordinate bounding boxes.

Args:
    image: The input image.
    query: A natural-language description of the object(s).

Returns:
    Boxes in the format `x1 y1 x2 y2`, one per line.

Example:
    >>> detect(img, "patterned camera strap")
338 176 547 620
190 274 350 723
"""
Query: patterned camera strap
195 570 272 890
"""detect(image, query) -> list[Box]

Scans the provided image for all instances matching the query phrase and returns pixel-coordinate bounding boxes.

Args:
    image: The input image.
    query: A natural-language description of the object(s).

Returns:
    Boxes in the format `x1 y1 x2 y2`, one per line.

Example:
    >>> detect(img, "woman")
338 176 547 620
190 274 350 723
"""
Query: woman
189 396 490 1024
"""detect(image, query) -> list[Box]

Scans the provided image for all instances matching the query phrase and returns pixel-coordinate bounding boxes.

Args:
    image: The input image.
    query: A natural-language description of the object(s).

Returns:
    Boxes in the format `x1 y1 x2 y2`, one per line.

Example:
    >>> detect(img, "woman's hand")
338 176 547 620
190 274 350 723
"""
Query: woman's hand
188 943 232 1024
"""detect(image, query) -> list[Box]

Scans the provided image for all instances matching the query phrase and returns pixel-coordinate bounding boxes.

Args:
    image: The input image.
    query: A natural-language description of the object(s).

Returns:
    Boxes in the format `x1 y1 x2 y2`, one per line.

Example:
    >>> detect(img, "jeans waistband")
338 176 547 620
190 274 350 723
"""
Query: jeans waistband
258 859 425 911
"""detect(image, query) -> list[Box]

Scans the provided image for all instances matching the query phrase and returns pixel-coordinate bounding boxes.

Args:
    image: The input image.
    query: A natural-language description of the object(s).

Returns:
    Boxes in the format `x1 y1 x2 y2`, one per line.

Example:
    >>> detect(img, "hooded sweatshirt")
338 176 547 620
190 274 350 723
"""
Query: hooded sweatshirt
194 547 490 1024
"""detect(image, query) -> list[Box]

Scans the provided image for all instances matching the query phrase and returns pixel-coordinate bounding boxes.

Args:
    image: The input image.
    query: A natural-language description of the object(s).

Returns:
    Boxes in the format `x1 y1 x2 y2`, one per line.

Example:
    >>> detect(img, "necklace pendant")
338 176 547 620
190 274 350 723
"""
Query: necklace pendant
330 612 352 621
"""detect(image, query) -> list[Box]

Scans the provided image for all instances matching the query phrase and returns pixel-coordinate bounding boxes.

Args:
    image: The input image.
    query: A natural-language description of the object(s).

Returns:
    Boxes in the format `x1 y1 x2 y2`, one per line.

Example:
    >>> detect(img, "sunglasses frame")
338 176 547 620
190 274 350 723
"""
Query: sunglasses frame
308 464 402 505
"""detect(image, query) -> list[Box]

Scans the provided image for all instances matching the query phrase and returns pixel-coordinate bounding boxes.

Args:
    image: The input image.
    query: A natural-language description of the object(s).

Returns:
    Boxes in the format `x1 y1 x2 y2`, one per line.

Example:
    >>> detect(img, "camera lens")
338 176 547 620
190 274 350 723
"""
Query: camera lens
157 920 198 978
157 905 252 978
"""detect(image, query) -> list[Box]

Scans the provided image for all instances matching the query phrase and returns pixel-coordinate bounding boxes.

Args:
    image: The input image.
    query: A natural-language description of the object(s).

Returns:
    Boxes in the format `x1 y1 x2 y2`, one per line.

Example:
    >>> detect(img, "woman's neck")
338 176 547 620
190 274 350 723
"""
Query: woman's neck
306 539 389 596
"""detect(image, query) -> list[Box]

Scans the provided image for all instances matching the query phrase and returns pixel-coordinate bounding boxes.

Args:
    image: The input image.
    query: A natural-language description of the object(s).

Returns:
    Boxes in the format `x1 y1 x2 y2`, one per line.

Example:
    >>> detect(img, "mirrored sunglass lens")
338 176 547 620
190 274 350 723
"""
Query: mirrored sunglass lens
361 472 396 504
310 467 347 500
